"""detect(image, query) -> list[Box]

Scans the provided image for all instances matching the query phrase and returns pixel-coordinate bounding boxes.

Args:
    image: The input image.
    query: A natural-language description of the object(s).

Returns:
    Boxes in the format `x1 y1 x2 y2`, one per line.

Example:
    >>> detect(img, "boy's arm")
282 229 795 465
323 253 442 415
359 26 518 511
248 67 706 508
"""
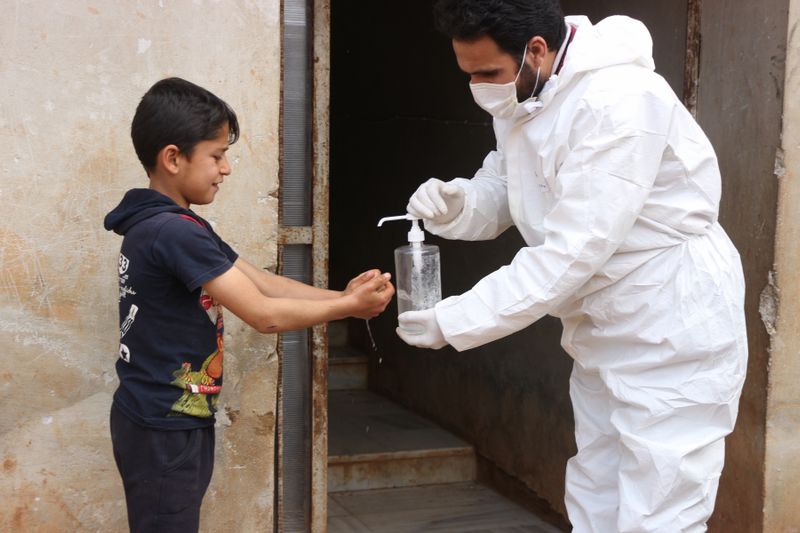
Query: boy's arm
203 264 393 334
234 257 381 300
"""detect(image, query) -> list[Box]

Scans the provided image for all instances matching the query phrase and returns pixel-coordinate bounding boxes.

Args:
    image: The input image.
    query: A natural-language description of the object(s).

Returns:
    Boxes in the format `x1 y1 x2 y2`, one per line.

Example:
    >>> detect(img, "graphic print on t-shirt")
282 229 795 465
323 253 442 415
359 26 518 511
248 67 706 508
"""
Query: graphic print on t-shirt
169 290 224 417
118 304 138 363
118 252 136 301
118 253 138 363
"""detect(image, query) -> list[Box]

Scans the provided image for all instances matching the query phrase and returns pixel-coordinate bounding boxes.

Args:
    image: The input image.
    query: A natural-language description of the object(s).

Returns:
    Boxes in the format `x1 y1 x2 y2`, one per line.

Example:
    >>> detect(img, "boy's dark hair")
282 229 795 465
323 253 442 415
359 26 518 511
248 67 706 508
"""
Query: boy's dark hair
433 0 565 60
131 77 240 173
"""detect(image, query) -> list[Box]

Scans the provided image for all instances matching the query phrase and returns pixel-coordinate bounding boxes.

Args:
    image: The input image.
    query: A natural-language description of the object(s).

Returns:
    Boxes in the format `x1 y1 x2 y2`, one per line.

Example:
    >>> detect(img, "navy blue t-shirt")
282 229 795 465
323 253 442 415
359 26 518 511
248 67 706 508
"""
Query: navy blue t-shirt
105 189 238 430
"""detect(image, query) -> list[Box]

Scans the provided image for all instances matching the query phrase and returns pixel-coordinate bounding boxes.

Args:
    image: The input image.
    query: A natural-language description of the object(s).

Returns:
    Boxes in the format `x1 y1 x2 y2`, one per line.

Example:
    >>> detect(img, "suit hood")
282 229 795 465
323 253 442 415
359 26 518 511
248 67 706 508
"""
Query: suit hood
535 15 656 107
563 16 655 76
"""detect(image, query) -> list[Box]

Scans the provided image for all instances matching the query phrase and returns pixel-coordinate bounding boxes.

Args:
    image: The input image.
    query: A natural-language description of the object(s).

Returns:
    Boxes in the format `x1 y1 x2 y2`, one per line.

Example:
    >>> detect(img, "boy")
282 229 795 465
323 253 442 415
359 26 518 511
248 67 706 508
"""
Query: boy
104 77 394 532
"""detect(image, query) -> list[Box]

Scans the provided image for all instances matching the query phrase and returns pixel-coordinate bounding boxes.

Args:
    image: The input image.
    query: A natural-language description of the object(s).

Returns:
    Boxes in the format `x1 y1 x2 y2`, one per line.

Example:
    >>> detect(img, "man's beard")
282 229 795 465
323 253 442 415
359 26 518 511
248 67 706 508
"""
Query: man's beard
515 60 543 101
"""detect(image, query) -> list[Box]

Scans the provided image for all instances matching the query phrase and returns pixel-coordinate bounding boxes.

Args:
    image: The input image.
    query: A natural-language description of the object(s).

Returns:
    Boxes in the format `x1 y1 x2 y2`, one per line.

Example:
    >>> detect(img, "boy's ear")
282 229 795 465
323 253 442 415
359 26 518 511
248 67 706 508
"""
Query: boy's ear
156 144 182 175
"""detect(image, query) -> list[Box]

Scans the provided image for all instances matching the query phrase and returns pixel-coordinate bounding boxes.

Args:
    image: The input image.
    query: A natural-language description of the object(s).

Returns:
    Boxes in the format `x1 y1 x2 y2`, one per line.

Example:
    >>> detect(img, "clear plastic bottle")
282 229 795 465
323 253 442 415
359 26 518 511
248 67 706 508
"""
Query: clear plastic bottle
395 240 441 314
377 215 442 326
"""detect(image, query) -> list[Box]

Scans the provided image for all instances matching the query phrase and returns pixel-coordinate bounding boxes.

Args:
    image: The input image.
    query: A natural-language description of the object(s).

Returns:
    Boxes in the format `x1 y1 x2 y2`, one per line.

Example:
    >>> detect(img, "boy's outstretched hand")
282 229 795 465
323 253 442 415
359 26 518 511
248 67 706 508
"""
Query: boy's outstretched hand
343 269 381 295
345 270 394 319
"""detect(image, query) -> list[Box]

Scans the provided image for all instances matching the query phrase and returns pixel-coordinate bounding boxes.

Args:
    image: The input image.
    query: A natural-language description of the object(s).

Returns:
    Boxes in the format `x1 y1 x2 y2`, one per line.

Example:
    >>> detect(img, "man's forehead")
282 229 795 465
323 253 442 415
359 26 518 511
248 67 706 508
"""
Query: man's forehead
453 35 513 74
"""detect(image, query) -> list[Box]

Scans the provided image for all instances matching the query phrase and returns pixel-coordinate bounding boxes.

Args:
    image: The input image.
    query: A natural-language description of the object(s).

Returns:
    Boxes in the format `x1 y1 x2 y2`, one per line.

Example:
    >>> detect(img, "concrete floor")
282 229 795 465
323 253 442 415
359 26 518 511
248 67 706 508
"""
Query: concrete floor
328 389 476 492
328 482 563 533
327 331 565 532
328 389 471 457
327 388 564 532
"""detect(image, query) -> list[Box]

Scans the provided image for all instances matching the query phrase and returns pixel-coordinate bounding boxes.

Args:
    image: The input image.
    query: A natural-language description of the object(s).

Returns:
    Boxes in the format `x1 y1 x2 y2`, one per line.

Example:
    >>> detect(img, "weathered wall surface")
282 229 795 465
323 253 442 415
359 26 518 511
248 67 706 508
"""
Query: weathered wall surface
0 1 281 530
695 1 788 531
766 0 800 529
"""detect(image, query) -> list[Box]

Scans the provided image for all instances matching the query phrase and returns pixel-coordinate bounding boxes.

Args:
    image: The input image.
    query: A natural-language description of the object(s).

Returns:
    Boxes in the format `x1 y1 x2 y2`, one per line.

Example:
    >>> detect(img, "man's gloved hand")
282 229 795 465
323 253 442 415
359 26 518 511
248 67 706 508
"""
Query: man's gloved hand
407 178 465 225
396 308 448 350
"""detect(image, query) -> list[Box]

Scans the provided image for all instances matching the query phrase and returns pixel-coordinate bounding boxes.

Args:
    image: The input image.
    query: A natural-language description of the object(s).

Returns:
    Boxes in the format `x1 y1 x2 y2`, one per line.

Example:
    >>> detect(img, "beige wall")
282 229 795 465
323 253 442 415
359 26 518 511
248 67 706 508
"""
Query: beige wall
767 0 800 529
0 1 281 530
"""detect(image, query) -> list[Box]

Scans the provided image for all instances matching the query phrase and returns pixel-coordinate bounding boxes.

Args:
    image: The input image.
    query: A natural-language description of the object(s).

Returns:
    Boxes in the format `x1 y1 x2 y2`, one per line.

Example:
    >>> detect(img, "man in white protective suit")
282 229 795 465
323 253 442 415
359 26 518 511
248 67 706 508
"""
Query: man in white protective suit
396 1 749 531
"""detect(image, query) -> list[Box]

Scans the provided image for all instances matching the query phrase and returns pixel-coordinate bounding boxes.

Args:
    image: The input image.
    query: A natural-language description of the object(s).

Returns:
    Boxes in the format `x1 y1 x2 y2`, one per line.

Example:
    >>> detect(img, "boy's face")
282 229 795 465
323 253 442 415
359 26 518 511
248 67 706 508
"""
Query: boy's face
173 125 232 208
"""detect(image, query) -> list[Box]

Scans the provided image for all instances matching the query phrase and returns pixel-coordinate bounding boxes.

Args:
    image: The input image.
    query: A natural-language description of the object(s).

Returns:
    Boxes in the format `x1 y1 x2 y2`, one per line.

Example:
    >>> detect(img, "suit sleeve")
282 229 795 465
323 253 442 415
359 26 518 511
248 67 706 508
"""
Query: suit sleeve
435 93 673 351
423 148 515 241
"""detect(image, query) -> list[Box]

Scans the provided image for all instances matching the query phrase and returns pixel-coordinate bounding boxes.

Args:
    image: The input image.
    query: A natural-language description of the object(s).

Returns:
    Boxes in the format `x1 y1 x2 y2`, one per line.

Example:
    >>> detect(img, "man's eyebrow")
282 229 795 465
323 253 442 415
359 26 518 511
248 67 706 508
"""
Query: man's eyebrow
471 68 502 76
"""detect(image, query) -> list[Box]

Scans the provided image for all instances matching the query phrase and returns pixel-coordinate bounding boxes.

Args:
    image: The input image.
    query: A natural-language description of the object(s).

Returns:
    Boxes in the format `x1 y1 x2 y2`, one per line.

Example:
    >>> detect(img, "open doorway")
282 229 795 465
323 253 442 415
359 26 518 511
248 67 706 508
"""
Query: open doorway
326 2 568 530
326 1 688 530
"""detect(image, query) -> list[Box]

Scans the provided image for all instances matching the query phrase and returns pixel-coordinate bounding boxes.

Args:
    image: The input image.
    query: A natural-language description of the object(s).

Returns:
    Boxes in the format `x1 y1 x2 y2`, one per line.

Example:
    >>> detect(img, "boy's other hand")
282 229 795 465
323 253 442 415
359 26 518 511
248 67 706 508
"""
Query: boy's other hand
344 269 381 296
347 272 394 319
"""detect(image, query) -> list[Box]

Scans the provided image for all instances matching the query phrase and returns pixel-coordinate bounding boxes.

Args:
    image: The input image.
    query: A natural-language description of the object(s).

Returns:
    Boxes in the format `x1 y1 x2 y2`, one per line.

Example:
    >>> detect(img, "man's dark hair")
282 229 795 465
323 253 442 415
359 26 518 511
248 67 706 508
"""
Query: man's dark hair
131 77 240 173
433 0 565 59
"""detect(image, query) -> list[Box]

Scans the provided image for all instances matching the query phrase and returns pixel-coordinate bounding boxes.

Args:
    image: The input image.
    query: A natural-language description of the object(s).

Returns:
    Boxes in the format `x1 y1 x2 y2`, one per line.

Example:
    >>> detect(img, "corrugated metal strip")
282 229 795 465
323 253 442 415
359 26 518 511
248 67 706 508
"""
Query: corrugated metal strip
278 245 312 532
283 0 312 228
278 0 314 531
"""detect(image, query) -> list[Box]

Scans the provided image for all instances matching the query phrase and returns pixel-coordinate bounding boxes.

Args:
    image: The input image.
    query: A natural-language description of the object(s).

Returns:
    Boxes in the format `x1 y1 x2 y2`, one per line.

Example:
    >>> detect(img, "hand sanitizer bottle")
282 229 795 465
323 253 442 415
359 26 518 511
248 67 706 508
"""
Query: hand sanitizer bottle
377 215 442 320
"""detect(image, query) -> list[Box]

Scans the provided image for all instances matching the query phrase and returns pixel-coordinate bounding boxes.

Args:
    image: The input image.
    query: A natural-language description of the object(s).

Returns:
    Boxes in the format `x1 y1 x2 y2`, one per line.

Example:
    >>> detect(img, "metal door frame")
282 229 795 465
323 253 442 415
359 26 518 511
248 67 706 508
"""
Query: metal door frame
309 1 331 530
276 0 329 531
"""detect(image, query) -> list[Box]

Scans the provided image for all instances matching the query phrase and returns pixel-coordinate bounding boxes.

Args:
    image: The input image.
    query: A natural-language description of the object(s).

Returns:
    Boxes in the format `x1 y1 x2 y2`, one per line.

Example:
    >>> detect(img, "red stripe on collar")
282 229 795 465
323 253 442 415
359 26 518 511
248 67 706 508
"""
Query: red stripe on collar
555 24 578 75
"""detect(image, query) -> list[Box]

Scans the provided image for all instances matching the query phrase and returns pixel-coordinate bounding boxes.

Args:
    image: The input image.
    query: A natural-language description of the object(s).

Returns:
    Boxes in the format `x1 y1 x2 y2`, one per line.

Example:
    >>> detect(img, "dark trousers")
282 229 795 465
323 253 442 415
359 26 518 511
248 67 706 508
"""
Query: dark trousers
110 404 215 533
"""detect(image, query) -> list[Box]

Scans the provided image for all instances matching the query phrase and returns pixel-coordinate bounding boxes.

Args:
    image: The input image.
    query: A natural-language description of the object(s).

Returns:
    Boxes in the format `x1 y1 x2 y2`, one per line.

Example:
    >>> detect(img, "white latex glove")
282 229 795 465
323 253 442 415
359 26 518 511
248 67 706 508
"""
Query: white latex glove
407 178 465 225
396 309 448 350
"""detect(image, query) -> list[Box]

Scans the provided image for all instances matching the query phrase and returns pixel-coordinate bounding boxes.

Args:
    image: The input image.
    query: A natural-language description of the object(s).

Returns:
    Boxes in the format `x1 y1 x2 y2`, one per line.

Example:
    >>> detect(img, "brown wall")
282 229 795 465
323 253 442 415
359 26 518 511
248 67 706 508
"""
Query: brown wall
696 1 788 531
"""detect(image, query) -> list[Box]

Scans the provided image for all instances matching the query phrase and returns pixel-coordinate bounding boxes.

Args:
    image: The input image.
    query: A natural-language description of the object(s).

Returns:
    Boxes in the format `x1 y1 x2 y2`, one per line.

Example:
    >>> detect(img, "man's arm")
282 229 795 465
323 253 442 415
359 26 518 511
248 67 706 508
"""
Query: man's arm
203 263 393 334
416 149 514 242
432 93 671 351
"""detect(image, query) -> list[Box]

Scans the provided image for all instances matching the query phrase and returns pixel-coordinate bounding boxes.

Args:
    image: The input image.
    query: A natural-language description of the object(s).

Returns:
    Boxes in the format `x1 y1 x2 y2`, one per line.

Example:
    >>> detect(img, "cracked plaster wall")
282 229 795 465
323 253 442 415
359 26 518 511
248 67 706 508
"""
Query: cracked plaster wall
0 1 281 530
765 0 800 529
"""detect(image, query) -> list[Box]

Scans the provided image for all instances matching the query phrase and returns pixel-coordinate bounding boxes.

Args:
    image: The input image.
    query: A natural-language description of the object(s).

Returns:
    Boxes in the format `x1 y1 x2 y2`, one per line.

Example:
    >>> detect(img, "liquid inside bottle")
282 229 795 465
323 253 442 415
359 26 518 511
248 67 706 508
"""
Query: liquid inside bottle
395 243 441 315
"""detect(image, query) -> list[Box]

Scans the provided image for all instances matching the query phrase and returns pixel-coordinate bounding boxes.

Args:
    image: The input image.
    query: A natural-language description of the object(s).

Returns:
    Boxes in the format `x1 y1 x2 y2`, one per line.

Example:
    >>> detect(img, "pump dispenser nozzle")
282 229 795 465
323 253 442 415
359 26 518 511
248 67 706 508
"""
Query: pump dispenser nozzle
377 214 425 244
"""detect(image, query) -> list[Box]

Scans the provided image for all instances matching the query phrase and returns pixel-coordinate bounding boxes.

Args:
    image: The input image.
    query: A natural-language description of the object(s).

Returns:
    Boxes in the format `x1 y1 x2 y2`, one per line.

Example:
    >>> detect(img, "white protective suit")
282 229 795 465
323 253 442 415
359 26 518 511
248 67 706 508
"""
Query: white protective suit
424 15 748 533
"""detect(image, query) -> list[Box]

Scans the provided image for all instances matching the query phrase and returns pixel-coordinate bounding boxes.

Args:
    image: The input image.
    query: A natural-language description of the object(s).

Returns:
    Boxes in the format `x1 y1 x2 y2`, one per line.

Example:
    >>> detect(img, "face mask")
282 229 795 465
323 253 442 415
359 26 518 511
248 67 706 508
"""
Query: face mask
470 44 541 119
